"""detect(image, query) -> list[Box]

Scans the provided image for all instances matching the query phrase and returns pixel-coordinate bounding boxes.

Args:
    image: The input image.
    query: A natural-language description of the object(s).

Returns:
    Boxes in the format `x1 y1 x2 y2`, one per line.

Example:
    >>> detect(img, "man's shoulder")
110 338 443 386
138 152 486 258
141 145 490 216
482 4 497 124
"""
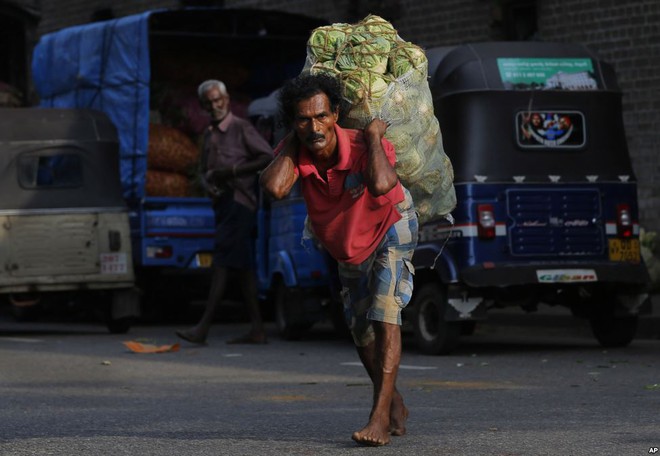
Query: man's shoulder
338 125 366 149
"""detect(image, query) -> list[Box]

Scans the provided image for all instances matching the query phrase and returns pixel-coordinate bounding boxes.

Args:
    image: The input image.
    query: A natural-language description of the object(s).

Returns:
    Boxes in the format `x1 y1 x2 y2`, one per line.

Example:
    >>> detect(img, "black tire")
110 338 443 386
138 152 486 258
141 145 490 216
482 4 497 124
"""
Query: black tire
461 320 478 336
329 297 352 341
10 294 41 322
590 314 638 348
107 317 133 334
105 289 139 334
411 282 461 355
275 283 312 341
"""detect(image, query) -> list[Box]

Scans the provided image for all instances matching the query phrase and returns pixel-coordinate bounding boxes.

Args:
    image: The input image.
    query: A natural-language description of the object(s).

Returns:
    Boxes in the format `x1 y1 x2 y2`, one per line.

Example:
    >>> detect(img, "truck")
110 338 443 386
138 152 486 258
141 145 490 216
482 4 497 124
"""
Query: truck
30 8 326 316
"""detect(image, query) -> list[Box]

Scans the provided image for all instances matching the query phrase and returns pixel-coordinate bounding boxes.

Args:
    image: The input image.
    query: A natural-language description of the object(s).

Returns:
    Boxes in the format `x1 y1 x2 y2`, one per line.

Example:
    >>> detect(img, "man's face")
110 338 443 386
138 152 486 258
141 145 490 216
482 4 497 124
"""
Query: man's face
293 93 338 161
201 86 230 121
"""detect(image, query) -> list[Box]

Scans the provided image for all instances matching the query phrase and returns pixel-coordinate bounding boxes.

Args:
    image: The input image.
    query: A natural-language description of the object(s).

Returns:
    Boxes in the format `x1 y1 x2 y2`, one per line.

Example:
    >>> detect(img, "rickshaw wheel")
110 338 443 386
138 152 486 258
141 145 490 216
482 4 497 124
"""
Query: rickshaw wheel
107 317 133 334
274 281 313 341
411 282 461 355
589 314 638 348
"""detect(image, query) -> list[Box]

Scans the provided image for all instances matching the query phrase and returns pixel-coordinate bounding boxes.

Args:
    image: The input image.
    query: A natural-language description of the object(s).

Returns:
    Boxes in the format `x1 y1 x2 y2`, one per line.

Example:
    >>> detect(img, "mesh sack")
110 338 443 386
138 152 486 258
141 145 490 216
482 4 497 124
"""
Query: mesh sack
148 123 199 174
145 169 190 197
303 15 456 224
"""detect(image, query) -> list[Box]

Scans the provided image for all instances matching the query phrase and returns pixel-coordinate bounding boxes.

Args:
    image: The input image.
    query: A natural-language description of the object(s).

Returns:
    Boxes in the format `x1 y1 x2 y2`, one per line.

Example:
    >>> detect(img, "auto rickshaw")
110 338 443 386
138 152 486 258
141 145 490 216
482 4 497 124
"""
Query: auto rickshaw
408 42 650 354
0 108 138 333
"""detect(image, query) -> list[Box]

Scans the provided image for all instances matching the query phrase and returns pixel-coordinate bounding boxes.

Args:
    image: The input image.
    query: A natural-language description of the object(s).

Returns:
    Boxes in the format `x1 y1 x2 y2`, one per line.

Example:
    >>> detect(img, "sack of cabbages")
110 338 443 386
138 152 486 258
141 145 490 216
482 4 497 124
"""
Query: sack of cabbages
145 169 190 197
148 123 199 174
641 228 660 292
303 15 456 224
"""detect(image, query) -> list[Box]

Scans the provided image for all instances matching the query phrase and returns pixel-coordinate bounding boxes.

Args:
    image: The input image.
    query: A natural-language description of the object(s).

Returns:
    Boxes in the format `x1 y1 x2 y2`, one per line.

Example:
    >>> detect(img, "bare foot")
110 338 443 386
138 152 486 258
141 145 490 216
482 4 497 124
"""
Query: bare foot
389 397 409 436
351 416 391 446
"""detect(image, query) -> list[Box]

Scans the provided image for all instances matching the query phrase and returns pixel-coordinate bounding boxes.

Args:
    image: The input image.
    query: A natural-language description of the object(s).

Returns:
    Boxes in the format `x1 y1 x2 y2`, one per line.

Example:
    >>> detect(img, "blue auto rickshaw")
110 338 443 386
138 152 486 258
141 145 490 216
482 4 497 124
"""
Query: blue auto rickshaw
408 42 650 354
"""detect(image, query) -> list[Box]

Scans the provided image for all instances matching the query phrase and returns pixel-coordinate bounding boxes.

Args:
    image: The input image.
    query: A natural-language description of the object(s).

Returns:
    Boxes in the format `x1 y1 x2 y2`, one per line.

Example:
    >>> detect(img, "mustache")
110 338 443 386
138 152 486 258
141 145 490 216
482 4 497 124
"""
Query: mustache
306 133 325 142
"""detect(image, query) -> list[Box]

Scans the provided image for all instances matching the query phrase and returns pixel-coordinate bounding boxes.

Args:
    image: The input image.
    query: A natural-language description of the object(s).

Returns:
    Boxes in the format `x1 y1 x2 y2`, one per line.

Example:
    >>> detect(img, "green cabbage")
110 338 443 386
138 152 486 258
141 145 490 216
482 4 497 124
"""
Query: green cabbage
308 26 349 61
353 15 397 41
388 42 427 78
352 36 390 74
342 70 389 103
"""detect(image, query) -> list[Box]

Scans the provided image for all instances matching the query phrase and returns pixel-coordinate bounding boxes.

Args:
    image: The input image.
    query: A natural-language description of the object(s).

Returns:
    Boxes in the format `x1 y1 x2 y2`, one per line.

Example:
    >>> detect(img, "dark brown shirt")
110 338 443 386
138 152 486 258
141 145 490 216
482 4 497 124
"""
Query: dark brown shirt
201 112 273 211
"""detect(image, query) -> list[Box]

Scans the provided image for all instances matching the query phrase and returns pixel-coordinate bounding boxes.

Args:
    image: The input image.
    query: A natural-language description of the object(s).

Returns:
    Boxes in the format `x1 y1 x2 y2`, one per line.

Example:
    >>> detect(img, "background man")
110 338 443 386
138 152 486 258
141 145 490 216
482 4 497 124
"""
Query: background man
259 73 418 446
176 79 272 345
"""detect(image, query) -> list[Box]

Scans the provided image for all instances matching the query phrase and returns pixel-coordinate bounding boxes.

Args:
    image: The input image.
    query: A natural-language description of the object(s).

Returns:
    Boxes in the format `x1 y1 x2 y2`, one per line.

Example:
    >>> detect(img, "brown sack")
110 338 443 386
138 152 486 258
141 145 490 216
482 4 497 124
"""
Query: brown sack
148 124 199 173
145 169 190 197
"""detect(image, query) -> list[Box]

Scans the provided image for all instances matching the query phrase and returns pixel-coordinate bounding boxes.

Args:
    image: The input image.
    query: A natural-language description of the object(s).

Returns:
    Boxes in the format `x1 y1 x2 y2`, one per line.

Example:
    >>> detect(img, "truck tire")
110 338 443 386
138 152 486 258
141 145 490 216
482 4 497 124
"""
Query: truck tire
106 289 140 334
589 314 638 348
411 282 461 355
275 283 312 341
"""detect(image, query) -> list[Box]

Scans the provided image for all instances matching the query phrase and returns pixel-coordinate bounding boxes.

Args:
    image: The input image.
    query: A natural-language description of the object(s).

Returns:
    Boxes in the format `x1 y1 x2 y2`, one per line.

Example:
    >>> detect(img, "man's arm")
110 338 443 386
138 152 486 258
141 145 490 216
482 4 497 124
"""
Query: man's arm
364 118 399 196
259 133 299 200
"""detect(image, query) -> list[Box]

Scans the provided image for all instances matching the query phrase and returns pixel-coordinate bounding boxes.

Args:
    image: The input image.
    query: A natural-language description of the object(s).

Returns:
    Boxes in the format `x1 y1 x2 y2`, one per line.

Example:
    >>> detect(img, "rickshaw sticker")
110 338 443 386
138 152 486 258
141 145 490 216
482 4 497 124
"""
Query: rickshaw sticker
536 269 598 283
497 58 598 90
516 111 586 148
101 253 128 274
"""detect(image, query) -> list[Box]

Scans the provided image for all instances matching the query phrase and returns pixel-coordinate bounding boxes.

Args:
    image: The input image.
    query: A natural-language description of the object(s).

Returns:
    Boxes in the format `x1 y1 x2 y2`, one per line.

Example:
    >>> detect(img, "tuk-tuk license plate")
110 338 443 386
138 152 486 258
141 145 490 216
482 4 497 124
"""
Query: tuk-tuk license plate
196 253 213 268
608 238 640 263
100 253 128 274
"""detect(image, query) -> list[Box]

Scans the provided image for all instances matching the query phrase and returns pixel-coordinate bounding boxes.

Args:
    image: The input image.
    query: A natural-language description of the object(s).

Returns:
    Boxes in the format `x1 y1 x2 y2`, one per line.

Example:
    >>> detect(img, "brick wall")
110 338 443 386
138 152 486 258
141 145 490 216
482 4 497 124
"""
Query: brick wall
24 0 660 230
538 0 660 231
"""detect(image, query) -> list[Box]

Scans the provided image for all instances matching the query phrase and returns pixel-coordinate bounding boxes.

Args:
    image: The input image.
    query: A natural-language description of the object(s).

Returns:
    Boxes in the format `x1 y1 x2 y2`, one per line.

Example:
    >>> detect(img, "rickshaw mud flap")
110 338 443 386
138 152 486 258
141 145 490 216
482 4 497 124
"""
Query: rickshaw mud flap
460 262 650 288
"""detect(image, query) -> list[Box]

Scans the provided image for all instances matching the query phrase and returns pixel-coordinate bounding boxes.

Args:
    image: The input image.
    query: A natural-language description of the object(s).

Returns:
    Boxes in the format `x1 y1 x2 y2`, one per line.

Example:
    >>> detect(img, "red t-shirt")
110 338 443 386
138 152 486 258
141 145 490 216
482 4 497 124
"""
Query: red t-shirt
276 124 405 264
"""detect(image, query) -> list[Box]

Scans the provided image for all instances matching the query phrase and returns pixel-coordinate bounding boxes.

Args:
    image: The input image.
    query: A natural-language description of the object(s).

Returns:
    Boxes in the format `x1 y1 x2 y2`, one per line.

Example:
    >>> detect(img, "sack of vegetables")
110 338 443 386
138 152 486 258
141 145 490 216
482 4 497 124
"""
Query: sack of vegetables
303 15 456 224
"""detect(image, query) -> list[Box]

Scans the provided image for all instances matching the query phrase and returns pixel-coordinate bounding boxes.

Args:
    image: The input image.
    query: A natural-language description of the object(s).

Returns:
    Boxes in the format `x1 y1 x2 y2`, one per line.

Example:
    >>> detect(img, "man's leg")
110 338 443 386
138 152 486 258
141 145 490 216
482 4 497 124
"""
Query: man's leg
226 269 267 344
352 321 404 446
176 266 228 344
355 336 408 437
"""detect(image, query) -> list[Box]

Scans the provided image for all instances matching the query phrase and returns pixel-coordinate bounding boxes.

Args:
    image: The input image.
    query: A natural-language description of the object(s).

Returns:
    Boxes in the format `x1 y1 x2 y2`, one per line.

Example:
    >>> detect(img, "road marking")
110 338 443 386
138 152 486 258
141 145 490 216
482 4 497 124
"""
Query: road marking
341 361 437 371
0 337 43 343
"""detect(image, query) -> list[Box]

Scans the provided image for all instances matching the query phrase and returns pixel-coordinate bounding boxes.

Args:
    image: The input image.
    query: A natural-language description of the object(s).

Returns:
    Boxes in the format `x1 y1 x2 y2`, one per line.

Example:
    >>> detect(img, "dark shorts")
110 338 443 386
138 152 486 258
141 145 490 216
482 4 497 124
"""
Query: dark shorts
212 193 256 270
337 187 418 347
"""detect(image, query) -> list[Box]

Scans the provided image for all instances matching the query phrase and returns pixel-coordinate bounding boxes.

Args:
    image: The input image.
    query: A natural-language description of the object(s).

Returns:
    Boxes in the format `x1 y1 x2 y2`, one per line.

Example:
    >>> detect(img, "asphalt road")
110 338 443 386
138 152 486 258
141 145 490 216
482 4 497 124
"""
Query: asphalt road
1 308 659 456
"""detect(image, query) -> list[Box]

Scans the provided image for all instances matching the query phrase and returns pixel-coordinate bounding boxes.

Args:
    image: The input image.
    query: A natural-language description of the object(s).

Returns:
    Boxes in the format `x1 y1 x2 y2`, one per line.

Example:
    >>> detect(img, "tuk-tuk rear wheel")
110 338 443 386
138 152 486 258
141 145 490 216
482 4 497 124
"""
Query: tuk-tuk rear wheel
274 282 313 341
411 282 461 355
589 314 638 348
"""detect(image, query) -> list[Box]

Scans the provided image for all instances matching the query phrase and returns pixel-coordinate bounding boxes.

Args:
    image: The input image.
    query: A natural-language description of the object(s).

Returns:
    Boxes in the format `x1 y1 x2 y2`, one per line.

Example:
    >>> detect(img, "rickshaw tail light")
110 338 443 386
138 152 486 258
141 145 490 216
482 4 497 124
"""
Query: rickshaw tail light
477 204 496 239
616 204 633 238
146 245 173 259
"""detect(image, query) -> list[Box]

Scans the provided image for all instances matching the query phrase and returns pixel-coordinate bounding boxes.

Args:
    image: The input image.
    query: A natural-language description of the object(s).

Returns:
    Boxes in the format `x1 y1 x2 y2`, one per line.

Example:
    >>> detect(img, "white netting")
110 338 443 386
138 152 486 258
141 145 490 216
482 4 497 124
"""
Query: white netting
302 15 456 224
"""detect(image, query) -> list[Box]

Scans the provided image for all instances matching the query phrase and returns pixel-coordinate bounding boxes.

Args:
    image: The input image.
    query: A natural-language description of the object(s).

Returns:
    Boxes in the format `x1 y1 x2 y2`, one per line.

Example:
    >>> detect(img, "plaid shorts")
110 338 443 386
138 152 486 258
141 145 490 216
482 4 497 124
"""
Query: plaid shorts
337 188 418 347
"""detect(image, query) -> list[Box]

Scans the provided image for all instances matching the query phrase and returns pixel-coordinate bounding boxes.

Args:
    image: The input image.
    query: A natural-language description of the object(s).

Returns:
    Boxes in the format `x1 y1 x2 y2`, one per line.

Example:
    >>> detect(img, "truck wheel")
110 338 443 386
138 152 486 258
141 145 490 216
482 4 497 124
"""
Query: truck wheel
10 294 41 322
411 283 461 355
275 283 312 341
107 317 133 334
589 314 638 348
106 289 140 334
330 298 352 341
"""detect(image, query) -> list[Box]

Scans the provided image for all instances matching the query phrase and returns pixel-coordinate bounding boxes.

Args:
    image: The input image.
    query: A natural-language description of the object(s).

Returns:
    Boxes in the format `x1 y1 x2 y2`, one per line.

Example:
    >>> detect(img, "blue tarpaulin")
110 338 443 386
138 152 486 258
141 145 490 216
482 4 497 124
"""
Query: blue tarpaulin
32 12 153 200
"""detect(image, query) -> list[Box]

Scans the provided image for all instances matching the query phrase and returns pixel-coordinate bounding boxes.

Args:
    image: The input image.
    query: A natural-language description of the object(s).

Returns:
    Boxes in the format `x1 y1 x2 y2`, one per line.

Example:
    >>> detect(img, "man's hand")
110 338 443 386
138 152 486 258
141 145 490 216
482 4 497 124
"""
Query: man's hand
364 118 388 141
205 167 233 186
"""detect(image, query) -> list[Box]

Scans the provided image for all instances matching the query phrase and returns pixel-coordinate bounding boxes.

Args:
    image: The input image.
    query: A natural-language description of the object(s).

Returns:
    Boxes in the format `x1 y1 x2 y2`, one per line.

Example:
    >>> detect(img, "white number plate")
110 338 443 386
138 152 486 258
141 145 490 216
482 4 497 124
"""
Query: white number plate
536 269 597 283
100 253 128 274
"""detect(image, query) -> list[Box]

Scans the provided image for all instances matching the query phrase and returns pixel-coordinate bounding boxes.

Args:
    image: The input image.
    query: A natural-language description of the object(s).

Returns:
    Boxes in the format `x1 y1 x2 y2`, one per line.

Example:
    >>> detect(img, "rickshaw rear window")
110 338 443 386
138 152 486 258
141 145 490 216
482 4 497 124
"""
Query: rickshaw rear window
516 111 586 149
18 153 83 188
